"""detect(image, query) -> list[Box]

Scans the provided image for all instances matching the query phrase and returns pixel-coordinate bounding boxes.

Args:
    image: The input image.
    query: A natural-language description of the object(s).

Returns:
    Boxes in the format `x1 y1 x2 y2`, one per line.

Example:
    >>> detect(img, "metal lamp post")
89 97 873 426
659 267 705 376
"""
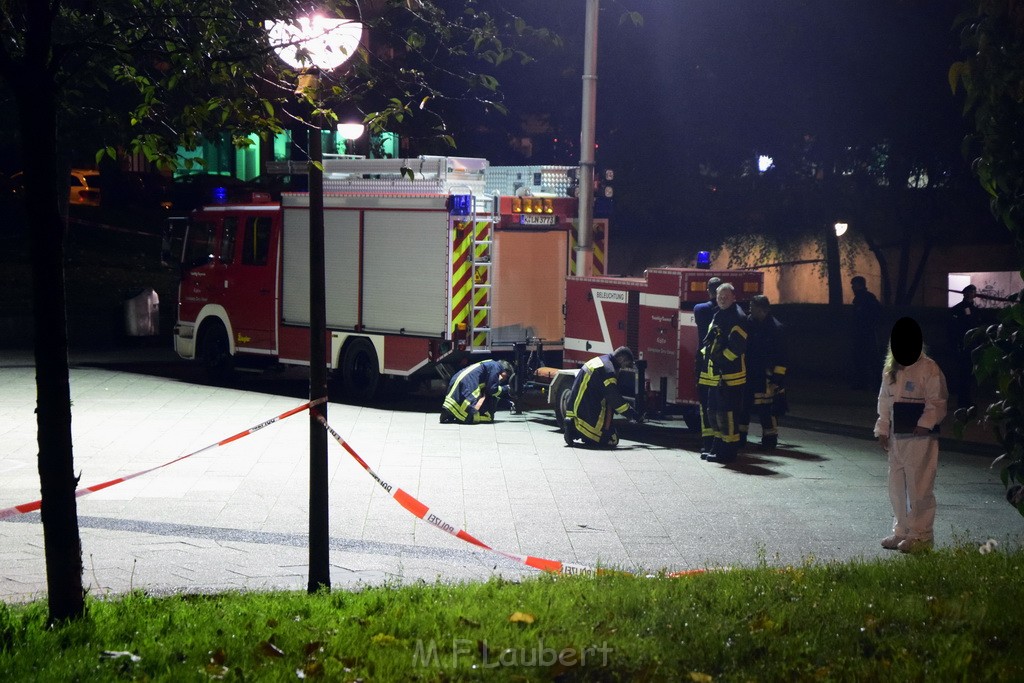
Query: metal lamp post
576 0 600 278
266 14 362 593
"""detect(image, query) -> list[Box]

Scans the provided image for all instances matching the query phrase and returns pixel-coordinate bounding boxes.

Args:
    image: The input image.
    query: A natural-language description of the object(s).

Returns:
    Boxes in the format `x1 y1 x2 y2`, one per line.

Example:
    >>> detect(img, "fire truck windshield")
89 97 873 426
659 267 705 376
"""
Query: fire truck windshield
183 220 217 268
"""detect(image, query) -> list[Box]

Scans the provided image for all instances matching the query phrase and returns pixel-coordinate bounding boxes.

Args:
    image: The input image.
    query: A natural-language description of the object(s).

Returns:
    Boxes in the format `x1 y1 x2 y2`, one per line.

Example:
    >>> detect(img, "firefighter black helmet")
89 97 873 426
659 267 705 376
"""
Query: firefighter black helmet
612 346 635 369
497 360 515 378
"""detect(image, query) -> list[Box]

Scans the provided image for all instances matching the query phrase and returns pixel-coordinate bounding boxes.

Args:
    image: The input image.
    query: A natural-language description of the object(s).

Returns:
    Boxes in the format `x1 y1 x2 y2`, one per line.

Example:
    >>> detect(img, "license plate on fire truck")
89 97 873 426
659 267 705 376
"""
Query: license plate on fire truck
518 214 556 226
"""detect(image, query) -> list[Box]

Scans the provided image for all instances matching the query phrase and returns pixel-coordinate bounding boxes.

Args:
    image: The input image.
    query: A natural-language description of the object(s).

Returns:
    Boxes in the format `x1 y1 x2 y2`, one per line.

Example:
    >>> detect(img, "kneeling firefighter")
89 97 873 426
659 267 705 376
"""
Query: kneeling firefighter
441 359 514 424
563 346 642 448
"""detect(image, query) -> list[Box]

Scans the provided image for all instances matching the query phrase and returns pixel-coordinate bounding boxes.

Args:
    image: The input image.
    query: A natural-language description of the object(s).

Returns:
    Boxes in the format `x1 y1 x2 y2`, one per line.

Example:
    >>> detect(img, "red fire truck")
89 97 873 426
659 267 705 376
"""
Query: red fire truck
172 156 590 401
543 267 764 429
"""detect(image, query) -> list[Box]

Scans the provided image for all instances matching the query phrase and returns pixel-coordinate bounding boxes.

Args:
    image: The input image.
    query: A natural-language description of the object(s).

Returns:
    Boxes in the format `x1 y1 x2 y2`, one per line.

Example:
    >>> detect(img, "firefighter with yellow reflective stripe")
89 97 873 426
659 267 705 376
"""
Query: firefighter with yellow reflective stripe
694 276 723 453
440 360 513 424
738 295 787 451
701 283 748 463
563 346 642 448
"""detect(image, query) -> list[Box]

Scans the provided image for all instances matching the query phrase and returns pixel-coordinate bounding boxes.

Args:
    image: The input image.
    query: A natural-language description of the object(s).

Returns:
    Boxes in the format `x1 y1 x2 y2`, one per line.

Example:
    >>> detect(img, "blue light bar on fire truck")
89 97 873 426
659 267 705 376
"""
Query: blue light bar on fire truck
449 194 473 216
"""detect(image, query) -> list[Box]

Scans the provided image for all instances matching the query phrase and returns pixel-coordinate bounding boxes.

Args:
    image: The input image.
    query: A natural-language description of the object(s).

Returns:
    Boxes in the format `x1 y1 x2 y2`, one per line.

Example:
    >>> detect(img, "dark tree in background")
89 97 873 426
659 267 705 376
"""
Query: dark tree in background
585 0 1000 291
0 0 324 625
951 0 1024 514
2 1 83 623
0 0 561 622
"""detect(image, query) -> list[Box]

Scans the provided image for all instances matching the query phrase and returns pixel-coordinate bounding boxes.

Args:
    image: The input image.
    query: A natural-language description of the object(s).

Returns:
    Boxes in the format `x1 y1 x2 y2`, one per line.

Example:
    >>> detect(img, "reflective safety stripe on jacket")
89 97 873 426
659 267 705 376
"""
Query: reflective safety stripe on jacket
566 355 630 442
698 345 720 387
443 360 507 422
706 305 748 387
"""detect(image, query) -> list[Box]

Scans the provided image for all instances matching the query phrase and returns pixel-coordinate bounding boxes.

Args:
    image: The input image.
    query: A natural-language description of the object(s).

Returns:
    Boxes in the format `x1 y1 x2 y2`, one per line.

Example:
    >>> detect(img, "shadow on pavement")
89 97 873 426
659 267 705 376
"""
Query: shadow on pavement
758 445 827 462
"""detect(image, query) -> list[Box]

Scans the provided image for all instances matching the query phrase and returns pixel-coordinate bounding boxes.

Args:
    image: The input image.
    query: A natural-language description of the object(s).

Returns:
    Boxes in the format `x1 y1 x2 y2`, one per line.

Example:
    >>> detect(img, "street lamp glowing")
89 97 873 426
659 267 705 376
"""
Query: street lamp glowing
265 16 362 71
757 155 774 173
337 122 365 140
834 222 848 237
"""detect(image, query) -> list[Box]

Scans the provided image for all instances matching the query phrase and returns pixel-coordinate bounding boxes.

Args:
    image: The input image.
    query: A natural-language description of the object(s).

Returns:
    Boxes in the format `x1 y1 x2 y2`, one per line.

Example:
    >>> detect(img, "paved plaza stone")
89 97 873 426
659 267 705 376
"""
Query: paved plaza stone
1 349 1020 603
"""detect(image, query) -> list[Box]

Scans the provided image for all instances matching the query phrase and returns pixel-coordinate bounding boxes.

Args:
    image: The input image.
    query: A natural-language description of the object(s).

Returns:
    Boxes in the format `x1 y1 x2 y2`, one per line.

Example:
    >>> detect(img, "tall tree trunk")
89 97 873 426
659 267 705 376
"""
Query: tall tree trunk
863 234 892 305
19 57 86 621
906 240 933 306
896 234 912 306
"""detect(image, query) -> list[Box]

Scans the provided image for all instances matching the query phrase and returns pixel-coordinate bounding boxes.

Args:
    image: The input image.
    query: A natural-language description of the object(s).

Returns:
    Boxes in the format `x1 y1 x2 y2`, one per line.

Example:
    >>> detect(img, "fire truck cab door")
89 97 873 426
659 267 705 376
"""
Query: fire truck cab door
218 212 278 352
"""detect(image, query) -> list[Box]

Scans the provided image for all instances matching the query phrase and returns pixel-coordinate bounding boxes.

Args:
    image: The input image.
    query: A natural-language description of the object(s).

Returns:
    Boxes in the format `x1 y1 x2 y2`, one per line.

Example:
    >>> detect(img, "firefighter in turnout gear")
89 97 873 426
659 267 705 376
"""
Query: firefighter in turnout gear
693 277 723 454
739 295 787 451
701 283 749 463
440 359 514 424
563 346 642 448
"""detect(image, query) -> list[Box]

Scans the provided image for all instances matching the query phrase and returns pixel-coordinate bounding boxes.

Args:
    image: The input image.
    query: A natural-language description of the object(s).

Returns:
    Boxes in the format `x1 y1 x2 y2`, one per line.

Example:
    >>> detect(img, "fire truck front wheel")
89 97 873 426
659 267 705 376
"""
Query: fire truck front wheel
338 338 380 403
197 321 234 384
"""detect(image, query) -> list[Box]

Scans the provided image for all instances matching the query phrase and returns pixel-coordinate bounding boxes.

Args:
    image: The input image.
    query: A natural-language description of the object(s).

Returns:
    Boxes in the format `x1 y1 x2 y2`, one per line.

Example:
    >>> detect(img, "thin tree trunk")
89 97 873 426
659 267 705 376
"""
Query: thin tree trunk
863 234 892 306
906 240 933 306
896 234 911 306
20 57 85 622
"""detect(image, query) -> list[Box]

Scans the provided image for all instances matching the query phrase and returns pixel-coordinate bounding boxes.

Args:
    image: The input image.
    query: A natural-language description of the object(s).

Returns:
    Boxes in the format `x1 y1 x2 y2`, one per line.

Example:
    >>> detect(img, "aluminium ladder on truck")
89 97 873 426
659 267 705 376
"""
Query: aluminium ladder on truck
465 192 493 351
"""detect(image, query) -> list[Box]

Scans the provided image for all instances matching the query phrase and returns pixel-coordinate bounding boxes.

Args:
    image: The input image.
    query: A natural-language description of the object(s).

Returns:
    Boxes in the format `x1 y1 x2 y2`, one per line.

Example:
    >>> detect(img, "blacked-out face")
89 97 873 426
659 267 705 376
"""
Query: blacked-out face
890 317 922 366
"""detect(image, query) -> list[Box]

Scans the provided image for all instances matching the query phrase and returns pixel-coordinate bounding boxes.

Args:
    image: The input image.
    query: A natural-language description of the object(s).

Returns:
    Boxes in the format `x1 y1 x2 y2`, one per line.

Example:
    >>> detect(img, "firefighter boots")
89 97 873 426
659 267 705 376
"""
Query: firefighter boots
705 442 738 463
563 418 579 446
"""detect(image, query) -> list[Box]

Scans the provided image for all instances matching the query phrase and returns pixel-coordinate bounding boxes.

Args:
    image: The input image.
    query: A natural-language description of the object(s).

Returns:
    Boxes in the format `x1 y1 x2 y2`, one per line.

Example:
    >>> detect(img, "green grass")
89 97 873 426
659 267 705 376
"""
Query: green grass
3 546 1024 681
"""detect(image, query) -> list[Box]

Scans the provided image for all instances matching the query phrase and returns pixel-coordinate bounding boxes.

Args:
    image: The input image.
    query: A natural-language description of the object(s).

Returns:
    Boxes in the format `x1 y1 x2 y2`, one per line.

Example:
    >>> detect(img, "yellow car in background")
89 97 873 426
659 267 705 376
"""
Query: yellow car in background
68 168 101 206
9 168 102 207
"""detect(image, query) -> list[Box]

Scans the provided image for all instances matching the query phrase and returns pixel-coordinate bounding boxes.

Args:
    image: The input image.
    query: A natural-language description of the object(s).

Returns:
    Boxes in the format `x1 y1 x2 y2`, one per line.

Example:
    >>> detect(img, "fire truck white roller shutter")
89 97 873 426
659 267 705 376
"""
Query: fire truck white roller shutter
361 210 449 336
281 207 311 325
324 211 360 327
282 208 360 327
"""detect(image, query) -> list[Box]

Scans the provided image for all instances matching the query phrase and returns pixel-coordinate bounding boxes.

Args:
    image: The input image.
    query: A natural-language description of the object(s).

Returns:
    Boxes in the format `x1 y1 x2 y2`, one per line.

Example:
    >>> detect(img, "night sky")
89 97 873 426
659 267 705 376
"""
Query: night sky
458 0 978 270
535 0 968 173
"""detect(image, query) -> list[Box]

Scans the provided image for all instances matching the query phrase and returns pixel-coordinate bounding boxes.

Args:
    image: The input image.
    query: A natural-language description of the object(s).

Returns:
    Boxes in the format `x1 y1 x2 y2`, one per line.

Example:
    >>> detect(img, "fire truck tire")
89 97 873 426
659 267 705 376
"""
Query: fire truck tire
340 338 380 403
198 322 234 384
554 385 573 431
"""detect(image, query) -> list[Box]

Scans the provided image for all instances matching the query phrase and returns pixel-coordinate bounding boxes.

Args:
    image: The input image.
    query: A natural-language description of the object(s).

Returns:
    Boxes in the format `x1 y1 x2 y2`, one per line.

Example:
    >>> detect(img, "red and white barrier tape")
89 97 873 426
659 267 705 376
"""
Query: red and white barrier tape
0 399 323 521
1 398 706 579
317 415 651 578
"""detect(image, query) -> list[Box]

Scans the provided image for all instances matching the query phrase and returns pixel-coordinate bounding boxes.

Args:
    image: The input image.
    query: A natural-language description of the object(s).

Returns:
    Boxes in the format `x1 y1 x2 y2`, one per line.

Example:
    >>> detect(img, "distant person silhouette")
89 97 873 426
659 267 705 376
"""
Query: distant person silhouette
850 275 882 389
947 284 978 409
874 317 948 554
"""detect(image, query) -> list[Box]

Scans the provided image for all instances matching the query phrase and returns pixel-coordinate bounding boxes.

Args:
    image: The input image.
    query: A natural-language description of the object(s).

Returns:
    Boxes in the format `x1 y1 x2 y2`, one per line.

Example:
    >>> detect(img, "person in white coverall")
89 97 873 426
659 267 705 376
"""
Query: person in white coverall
874 317 948 554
